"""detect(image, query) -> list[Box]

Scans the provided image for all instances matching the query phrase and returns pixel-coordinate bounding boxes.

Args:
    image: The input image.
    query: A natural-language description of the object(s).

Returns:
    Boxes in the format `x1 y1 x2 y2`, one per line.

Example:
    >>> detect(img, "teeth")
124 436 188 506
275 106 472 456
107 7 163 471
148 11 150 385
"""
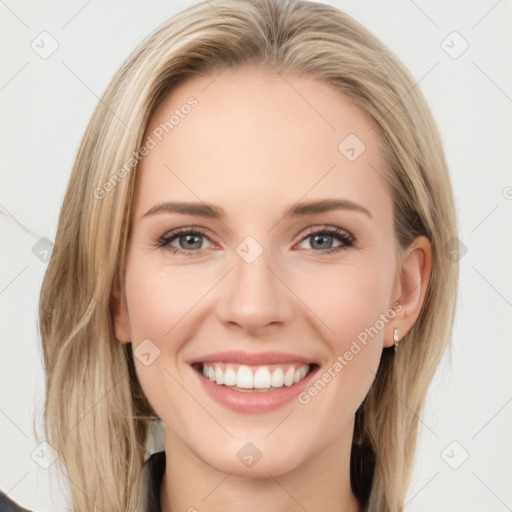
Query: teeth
224 366 237 386
271 367 284 388
200 363 311 390
236 365 253 388
215 366 224 385
253 367 272 389
284 367 295 387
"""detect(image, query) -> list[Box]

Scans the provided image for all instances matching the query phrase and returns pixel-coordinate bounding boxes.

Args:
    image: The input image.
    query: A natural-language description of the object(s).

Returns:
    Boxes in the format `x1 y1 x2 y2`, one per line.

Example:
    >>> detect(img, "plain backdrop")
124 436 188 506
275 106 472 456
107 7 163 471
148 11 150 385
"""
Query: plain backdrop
1 0 511 510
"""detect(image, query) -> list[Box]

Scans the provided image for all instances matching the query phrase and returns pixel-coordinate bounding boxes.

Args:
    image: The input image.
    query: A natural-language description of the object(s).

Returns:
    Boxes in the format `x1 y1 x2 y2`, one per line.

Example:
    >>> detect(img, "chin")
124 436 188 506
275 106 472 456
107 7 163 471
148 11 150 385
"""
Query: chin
195 438 309 478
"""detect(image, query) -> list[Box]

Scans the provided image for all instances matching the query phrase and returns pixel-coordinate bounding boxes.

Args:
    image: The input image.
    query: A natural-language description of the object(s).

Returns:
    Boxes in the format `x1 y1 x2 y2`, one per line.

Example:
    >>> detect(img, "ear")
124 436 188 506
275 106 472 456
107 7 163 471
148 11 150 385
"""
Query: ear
383 235 432 348
110 274 132 344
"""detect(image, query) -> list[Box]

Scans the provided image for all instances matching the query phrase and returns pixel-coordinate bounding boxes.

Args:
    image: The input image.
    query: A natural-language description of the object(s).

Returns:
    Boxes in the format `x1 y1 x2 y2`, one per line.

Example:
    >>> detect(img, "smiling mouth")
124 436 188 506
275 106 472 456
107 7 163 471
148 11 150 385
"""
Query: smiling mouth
192 362 319 392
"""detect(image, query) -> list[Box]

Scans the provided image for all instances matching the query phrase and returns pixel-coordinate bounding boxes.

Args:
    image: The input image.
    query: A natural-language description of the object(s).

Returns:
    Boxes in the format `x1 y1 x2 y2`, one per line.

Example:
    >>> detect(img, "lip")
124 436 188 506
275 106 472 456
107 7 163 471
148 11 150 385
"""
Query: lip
190 357 319 414
189 350 317 366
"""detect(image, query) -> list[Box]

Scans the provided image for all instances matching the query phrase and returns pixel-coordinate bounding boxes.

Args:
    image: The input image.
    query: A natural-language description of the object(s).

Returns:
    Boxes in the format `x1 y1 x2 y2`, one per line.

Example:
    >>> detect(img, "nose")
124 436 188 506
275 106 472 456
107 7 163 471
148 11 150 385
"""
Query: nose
216 245 294 335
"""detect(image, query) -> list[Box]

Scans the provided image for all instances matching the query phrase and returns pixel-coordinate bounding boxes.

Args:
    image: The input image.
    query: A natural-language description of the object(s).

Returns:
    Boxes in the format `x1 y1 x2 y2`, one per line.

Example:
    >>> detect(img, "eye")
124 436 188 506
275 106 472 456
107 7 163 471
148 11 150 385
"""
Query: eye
155 225 355 257
296 225 355 254
155 227 215 256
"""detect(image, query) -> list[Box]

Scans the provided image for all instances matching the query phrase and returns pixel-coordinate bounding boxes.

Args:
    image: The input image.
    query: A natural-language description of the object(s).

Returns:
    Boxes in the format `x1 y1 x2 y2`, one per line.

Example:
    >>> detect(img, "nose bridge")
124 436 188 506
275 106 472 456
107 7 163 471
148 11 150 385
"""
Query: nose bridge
216 238 292 332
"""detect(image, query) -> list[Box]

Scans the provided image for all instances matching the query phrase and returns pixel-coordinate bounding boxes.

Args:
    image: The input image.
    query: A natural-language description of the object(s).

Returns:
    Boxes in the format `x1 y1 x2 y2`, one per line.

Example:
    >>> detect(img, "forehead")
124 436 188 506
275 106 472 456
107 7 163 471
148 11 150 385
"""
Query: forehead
134 63 390 220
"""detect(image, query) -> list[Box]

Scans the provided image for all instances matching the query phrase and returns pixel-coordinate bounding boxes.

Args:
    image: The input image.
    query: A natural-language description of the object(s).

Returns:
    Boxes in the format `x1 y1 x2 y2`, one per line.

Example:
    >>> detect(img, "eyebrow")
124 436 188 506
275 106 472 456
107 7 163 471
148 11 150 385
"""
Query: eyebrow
142 198 372 220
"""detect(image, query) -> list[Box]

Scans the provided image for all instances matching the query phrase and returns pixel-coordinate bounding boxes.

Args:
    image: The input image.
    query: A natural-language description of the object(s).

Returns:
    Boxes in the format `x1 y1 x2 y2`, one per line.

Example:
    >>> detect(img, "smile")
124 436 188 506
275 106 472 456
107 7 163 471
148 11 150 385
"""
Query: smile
198 362 312 391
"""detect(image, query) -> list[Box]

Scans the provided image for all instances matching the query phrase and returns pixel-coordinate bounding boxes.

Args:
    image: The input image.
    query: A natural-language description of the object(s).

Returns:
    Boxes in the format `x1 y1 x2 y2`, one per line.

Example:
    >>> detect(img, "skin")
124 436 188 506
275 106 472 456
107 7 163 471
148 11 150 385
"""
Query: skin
111 62 431 512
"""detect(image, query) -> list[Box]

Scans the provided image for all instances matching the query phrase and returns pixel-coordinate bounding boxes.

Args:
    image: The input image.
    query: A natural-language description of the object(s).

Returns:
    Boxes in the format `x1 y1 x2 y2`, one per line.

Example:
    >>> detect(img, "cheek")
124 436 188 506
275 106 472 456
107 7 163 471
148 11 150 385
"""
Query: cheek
124 261 207 341
299 254 395 349
122 262 200 417
298 253 395 401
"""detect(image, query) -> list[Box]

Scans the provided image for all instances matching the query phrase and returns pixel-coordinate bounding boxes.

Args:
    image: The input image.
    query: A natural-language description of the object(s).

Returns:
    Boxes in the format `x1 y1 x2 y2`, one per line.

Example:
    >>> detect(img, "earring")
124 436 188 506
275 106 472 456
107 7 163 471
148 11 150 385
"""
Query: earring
393 327 400 352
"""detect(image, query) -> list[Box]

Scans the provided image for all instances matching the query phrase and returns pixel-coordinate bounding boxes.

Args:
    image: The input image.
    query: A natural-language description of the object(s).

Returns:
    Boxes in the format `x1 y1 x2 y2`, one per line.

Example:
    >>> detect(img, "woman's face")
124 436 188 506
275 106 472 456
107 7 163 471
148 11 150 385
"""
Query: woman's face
113 63 409 477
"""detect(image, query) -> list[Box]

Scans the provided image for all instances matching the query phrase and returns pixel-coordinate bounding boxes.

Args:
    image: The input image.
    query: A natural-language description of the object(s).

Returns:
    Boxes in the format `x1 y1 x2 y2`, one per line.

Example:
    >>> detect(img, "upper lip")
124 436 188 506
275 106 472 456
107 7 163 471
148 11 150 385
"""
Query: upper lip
190 350 317 366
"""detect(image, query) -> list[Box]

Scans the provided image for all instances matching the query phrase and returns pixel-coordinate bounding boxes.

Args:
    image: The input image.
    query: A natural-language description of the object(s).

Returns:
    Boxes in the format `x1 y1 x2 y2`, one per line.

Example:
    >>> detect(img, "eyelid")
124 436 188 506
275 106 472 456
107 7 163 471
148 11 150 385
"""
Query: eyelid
156 224 356 256
296 225 354 243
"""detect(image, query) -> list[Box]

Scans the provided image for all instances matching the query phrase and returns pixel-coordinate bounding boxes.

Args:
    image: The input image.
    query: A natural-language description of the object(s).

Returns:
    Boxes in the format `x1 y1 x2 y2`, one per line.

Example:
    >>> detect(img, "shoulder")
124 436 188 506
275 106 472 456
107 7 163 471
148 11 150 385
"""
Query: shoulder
0 453 167 512
0 492 33 512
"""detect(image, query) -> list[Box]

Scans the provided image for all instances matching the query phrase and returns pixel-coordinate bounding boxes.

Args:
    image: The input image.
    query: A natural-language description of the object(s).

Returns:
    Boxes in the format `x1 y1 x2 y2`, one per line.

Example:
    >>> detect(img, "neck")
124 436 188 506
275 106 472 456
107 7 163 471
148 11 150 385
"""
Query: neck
160 428 361 512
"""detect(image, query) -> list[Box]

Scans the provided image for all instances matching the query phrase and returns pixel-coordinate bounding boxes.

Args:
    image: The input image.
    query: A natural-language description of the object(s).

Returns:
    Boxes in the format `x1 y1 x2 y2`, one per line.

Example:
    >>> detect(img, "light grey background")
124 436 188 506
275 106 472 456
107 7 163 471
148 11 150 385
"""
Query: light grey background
1 0 511 510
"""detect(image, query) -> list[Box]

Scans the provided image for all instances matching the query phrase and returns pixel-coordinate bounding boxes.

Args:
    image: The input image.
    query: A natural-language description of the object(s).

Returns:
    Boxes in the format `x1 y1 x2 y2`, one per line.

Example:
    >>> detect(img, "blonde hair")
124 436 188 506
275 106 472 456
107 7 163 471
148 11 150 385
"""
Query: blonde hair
39 0 459 510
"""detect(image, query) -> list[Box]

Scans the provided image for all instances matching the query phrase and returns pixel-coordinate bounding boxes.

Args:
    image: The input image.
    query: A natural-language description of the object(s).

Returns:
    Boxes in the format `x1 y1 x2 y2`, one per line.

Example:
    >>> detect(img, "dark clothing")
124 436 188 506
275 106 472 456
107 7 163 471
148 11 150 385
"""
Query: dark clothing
0 493 31 512
147 450 166 511
0 451 166 512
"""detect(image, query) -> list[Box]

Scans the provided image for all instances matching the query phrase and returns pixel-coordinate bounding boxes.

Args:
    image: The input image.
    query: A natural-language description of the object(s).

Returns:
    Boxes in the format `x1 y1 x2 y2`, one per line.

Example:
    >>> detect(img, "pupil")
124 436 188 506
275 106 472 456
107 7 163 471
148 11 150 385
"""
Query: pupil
182 234 201 249
312 234 332 249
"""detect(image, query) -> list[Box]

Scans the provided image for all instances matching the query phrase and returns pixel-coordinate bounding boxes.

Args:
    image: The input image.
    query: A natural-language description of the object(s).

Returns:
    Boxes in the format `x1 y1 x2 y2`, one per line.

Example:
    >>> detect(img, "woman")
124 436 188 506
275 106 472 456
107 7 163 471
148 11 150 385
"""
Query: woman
1 0 458 510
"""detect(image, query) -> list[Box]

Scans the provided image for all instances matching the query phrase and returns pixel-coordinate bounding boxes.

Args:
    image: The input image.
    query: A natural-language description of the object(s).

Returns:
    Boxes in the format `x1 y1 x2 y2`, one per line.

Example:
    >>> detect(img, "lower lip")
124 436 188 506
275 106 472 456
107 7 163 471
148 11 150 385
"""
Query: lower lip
193 365 318 414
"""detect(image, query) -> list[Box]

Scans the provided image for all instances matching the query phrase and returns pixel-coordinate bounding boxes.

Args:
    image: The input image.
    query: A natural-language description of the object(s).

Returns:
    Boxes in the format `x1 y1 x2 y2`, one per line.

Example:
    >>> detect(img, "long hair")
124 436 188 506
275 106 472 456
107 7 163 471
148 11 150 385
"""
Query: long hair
38 1 459 510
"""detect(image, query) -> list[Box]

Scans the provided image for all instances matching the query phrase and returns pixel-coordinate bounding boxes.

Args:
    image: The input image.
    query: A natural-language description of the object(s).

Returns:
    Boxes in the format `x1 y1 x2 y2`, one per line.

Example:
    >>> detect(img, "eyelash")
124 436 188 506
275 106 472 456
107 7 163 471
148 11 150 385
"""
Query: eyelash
155 225 355 257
